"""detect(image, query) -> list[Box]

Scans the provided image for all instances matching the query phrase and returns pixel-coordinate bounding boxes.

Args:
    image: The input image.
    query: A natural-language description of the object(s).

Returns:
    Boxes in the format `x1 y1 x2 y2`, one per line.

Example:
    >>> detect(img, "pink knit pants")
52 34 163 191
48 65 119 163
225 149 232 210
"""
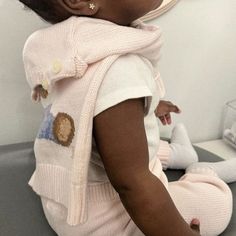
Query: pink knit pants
41 141 233 236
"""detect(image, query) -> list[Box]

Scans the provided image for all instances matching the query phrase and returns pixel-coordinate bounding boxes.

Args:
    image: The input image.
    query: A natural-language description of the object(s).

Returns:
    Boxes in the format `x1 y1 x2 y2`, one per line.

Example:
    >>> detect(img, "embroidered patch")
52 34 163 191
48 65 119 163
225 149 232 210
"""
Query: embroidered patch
37 105 57 142
37 105 75 147
53 112 75 147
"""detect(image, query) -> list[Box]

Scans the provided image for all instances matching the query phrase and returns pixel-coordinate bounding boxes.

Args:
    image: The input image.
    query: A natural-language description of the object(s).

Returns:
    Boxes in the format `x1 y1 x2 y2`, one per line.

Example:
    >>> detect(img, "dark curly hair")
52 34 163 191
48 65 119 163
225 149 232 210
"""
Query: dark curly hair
19 0 71 24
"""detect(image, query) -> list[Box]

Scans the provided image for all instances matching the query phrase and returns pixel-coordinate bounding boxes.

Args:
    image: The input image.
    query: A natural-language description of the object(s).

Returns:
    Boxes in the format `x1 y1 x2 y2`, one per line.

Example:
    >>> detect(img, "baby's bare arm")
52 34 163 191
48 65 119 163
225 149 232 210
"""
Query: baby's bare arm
93 98 199 236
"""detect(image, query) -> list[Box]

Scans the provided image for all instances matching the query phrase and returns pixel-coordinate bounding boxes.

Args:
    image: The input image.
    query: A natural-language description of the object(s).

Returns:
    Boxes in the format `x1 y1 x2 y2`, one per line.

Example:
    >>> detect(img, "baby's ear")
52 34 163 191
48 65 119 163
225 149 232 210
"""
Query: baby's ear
58 0 99 16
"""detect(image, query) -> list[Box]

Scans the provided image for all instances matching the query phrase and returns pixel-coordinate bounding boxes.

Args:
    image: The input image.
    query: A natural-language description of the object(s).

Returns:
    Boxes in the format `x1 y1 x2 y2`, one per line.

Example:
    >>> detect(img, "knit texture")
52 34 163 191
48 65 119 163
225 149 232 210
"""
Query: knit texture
23 16 164 226
156 140 170 170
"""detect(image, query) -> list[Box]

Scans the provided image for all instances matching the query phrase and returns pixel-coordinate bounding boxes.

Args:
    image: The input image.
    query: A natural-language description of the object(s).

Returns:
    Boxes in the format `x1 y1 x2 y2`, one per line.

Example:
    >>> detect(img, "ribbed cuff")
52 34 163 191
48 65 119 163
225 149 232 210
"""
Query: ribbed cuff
66 182 119 226
28 163 119 226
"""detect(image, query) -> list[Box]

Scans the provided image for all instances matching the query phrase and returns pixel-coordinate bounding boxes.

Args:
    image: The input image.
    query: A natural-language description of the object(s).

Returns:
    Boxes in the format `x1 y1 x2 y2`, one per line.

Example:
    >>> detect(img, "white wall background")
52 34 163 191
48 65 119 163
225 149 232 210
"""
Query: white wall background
0 0 236 145
150 0 236 141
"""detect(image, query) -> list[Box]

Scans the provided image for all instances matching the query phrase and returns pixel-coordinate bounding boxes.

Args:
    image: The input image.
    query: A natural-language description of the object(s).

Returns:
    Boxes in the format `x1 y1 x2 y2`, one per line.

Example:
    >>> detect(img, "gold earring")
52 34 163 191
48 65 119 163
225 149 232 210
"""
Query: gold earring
89 3 96 10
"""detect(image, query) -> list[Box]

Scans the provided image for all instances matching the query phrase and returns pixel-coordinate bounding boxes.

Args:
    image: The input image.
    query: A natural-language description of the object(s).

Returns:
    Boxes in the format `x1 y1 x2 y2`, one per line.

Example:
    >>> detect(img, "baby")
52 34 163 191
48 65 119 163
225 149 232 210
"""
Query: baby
33 85 199 171
20 0 235 235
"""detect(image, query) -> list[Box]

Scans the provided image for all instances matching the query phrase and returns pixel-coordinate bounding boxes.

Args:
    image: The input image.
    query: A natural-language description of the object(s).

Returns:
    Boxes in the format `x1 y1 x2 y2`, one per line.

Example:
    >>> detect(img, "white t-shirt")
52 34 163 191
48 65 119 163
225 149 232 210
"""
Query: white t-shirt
89 54 161 182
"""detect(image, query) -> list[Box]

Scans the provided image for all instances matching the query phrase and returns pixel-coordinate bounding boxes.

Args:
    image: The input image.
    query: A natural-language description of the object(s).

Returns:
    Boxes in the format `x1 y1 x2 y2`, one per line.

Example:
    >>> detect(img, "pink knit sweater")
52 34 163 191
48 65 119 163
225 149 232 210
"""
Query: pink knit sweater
23 16 164 226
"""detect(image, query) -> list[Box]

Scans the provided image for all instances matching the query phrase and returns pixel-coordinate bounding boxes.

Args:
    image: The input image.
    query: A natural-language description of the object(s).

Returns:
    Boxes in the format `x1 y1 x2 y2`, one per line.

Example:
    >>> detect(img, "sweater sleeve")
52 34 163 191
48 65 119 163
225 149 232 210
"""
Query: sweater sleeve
94 54 154 117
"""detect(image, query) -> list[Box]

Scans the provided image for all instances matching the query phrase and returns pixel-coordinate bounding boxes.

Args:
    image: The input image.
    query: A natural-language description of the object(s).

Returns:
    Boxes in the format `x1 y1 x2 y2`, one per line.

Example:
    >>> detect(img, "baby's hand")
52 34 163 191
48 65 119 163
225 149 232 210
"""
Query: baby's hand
154 100 181 125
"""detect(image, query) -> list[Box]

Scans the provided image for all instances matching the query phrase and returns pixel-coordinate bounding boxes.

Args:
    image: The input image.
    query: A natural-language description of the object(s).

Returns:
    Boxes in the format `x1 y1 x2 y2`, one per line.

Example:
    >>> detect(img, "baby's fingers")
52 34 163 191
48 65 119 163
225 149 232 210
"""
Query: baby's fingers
164 113 172 125
159 116 167 125
163 101 181 114
168 104 181 114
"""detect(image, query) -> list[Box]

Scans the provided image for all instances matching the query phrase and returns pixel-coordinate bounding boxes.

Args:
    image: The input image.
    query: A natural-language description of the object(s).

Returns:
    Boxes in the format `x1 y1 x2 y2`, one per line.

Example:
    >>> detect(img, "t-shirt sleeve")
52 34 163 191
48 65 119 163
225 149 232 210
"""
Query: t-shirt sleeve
94 54 154 117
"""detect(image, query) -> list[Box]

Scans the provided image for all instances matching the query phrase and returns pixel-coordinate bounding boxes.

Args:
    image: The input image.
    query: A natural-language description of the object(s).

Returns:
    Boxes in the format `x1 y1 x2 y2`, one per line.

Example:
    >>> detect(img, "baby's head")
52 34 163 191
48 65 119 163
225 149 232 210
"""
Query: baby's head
19 0 163 25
